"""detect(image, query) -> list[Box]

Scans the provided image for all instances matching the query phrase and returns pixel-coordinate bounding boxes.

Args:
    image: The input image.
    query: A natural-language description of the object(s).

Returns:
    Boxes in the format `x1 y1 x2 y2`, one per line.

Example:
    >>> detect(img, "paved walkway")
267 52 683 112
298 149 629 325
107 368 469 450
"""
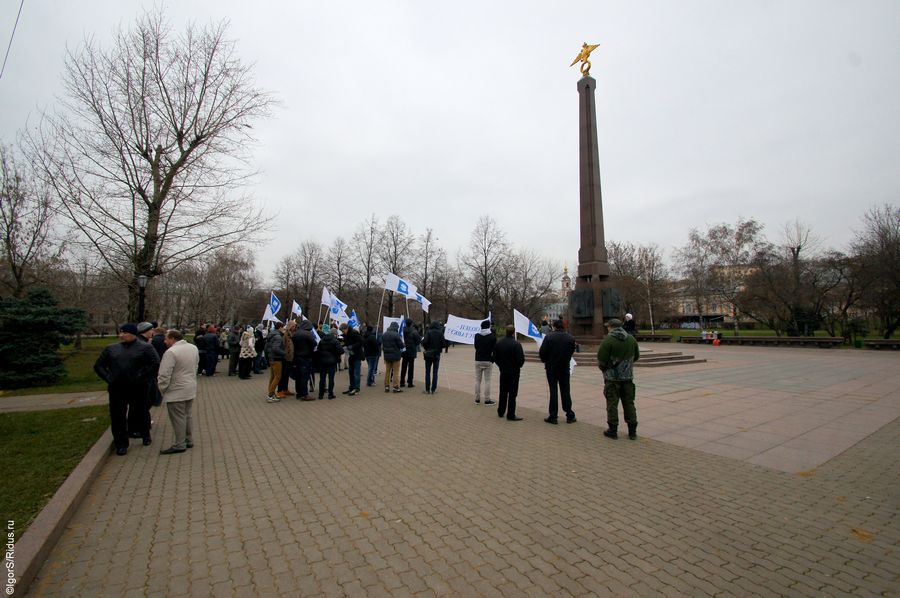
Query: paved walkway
24 345 900 596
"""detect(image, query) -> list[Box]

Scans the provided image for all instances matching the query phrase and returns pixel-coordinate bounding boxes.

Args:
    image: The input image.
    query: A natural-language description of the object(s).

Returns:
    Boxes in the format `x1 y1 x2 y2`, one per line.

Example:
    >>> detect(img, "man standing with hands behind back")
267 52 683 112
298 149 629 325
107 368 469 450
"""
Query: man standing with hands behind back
539 319 577 425
157 329 200 454
94 323 160 455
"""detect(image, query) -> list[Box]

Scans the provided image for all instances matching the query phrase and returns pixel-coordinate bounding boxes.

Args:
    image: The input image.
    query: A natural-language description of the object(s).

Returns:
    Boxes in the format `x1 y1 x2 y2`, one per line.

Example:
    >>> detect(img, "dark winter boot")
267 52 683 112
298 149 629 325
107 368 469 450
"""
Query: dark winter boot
628 423 637 440
603 426 618 440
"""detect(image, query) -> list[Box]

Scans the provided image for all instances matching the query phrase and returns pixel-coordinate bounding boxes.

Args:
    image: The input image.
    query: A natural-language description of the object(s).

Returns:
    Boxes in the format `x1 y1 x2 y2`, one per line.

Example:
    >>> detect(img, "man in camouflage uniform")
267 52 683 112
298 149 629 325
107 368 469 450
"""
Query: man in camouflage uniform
597 318 640 440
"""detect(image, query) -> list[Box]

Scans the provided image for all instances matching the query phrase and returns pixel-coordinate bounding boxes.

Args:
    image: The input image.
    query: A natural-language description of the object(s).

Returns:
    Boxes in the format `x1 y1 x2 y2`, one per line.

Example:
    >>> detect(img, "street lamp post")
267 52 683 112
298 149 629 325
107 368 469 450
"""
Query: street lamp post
137 275 149 322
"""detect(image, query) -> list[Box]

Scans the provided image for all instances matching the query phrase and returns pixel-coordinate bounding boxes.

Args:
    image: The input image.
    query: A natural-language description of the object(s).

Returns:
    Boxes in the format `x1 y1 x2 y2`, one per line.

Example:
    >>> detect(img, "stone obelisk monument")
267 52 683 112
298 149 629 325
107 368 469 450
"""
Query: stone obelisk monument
568 43 614 341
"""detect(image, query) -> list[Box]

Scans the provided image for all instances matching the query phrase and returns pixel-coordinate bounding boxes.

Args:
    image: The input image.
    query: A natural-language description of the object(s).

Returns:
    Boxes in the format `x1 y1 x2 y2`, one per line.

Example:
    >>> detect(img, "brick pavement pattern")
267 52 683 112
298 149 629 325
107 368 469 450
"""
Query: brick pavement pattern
26 349 900 596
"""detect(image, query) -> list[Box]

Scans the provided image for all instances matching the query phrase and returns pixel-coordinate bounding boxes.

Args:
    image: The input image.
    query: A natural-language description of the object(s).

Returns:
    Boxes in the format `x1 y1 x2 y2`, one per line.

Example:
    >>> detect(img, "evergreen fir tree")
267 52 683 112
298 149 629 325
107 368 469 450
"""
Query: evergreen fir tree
0 288 87 389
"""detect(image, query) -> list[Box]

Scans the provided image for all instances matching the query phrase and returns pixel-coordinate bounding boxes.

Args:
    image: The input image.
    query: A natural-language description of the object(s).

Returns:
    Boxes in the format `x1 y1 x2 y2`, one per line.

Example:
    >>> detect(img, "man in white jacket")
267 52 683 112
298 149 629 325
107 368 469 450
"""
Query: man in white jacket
157 329 200 454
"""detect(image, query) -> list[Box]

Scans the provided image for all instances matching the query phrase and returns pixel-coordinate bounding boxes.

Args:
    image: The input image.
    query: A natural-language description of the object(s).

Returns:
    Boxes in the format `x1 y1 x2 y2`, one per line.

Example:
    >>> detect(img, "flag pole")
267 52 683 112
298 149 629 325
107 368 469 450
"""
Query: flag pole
375 287 387 332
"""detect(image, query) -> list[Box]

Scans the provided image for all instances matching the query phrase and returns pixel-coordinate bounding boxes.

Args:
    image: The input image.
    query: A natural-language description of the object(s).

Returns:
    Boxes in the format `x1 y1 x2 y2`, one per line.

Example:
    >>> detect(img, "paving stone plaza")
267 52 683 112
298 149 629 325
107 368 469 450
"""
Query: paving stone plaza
22 344 900 596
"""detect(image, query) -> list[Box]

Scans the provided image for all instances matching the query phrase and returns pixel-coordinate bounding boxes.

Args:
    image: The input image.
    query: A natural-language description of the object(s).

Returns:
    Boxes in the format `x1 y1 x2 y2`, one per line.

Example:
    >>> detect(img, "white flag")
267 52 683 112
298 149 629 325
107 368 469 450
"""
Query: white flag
261 304 282 323
291 301 302 318
384 273 418 300
321 287 332 307
414 292 431 313
513 309 544 347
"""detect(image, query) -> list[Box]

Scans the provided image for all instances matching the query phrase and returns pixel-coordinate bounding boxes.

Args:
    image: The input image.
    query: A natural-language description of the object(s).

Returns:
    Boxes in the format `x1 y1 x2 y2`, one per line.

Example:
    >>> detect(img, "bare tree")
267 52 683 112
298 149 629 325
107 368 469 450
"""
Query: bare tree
853 204 900 338
607 241 670 329
0 143 62 297
324 237 355 299
377 215 416 316
498 248 558 323
706 218 765 335
459 215 510 317
27 9 274 319
674 229 715 329
351 214 380 323
413 228 445 322
635 244 669 333
294 241 325 321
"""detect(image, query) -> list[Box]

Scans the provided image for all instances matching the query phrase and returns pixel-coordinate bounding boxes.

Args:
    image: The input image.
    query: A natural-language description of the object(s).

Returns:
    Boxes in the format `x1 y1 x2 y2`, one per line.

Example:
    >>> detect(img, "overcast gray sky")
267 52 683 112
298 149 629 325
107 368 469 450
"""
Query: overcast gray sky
2 1 898 283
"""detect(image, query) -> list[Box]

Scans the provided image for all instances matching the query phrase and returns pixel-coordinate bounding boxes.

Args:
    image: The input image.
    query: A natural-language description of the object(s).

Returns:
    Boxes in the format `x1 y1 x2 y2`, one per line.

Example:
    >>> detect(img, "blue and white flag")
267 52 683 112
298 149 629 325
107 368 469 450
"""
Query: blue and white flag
291 301 302 318
262 304 282 323
414 292 431 313
329 293 348 322
311 327 321 345
269 291 282 316
513 309 544 347
348 310 360 330
384 273 418 300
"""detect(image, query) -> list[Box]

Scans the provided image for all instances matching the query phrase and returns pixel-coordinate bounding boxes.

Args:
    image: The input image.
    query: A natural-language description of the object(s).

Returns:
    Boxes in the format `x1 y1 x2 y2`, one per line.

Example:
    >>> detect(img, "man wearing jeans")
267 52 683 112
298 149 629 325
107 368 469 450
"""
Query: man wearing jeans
473 320 497 405
157 329 199 454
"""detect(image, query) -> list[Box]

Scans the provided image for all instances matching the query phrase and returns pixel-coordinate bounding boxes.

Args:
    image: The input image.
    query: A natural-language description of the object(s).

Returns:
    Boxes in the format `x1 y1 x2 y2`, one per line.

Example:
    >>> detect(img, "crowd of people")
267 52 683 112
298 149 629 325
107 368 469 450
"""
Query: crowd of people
94 314 641 457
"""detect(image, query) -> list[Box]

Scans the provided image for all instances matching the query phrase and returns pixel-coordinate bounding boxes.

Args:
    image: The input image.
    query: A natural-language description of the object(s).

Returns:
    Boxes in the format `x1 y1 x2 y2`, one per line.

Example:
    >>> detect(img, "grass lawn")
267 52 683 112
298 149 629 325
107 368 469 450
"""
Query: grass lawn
0 336 113 397
0 404 110 540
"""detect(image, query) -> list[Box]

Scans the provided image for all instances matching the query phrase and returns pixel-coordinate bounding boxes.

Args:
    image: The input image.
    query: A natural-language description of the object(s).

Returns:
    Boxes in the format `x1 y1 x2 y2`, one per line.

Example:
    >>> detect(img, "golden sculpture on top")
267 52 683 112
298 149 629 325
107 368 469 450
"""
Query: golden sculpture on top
570 42 600 77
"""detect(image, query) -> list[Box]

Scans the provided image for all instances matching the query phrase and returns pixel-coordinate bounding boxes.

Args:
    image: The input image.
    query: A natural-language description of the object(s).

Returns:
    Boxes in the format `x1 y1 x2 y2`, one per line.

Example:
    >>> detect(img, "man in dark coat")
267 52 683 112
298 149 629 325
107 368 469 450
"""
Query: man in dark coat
362 325 381 387
291 320 318 400
538 319 577 424
94 323 161 455
421 321 444 394
203 325 220 376
473 320 497 405
227 326 241 376
492 324 525 421
341 323 364 395
597 318 641 439
315 325 343 399
400 319 421 388
381 321 404 392
194 326 207 375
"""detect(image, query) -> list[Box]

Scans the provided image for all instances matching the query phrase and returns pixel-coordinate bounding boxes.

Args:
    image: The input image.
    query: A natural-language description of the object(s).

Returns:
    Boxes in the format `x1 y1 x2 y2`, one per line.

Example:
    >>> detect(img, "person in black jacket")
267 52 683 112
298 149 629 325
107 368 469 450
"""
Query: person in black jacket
381 321 404 392
623 313 636 335
315 324 343 399
291 320 318 400
473 320 497 405
94 323 161 455
340 323 364 395
492 325 525 421
421 321 444 394
362 325 381 387
400 319 421 388
194 325 207 375
538 319 577 424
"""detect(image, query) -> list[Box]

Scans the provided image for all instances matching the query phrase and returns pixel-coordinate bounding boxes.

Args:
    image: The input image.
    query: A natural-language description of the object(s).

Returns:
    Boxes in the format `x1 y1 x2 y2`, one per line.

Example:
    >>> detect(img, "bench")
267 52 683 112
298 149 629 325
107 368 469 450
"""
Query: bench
862 339 900 350
680 336 844 348
634 334 672 342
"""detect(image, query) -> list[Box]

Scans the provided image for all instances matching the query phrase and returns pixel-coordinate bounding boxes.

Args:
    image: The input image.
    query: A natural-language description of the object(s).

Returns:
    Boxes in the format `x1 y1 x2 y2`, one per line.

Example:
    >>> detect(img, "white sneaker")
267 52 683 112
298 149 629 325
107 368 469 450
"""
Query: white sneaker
267 395 281 403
